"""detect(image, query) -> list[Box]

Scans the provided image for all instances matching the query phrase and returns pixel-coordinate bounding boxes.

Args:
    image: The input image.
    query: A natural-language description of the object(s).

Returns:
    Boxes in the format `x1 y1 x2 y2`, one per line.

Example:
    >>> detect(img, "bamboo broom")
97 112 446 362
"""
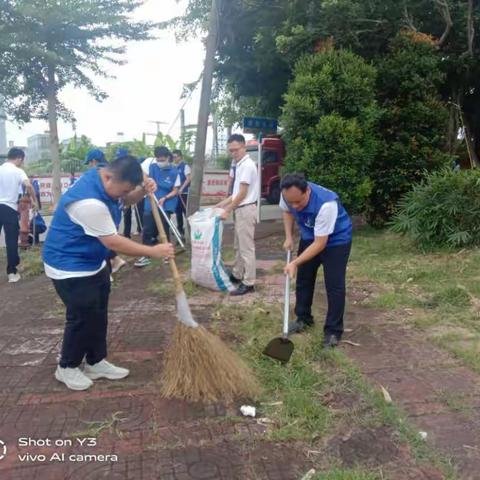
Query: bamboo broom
148 194 258 402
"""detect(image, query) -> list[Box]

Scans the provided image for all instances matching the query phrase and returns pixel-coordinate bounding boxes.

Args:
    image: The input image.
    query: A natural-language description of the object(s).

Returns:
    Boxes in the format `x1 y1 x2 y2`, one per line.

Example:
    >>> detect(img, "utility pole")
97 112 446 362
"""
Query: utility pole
180 108 186 150
212 111 219 160
148 120 167 134
187 0 221 216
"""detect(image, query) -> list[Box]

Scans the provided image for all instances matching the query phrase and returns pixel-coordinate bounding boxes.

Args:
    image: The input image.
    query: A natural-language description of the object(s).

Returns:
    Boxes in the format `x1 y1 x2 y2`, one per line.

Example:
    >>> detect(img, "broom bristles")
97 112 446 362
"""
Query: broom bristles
161 323 259 402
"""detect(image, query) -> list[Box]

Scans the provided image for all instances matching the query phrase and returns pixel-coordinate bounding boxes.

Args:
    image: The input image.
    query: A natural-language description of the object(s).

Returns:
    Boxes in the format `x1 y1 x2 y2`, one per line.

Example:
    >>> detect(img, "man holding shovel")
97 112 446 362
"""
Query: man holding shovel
280 173 352 348
135 146 180 267
43 156 174 391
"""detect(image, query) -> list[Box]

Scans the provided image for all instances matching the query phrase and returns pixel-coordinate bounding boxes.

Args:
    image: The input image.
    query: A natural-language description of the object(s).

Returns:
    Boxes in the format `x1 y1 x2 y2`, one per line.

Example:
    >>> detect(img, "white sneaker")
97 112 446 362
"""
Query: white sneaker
134 256 151 268
55 366 93 391
84 359 129 380
7 273 21 283
111 256 127 273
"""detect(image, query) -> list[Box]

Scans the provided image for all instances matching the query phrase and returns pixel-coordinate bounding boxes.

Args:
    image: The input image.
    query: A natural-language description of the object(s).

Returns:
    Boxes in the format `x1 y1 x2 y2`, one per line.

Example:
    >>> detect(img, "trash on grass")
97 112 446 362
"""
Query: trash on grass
240 405 256 417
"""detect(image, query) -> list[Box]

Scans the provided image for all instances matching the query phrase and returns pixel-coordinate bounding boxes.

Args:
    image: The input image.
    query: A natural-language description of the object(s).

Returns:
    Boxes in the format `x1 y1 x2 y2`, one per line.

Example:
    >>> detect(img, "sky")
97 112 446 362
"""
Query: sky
5 0 205 147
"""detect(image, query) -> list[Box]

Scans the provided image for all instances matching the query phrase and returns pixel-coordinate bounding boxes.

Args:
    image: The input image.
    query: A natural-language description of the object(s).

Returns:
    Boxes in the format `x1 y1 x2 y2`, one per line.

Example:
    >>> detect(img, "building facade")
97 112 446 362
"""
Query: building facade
27 133 50 164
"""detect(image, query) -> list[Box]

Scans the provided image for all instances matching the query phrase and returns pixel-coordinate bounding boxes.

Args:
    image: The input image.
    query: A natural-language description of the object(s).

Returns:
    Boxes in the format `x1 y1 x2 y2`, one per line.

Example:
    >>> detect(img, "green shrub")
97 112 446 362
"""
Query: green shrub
391 169 480 249
281 49 380 213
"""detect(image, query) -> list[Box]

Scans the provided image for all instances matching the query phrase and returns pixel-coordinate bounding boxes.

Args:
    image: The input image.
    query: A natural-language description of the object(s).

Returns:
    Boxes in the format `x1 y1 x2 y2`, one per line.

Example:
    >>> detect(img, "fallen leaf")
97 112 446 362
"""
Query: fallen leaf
256 417 274 425
380 385 392 403
300 469 316 480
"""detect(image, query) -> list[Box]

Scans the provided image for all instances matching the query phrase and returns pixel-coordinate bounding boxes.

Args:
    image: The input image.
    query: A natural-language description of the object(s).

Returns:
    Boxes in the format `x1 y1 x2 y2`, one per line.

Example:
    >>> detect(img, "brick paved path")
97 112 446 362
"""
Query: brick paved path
0 223 311 480
0 221 477 479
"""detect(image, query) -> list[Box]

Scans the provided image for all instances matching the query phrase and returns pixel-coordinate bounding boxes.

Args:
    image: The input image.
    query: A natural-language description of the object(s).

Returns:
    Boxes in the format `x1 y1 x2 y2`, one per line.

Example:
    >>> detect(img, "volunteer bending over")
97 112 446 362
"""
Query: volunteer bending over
42 156 174 391
280 173 352 348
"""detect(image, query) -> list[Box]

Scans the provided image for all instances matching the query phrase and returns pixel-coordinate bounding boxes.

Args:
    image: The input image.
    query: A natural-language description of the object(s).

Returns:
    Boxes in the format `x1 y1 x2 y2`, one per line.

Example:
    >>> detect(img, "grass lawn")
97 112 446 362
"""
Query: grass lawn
211 300 455 479
349 227 480 373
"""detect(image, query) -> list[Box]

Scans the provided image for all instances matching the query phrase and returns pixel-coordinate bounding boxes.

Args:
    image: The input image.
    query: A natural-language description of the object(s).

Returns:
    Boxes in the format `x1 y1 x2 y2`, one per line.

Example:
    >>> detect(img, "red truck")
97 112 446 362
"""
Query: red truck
246 136 285 204
201 136 287 204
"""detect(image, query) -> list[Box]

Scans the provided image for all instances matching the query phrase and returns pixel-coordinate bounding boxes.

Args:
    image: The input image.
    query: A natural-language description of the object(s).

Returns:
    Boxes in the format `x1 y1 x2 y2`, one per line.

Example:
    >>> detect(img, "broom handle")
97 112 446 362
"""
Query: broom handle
148 193 184 294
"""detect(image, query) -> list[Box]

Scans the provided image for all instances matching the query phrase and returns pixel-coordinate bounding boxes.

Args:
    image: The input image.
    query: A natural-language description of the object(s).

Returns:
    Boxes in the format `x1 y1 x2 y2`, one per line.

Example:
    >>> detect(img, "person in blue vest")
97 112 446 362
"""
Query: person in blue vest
31 177 42 209
280 173 352 348
85 148 126 275
172 149 191 240
135 146 180 268
84 148 108 168
42 156 174 391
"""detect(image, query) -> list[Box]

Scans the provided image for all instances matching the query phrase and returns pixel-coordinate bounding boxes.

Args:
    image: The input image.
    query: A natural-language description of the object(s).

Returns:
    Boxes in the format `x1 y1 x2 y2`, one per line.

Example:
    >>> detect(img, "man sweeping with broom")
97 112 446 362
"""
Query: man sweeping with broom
42 156 174 391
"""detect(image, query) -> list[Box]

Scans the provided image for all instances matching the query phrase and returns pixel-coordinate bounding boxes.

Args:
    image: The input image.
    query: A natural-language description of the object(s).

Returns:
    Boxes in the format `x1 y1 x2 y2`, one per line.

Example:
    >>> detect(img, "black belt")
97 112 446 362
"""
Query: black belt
236 202 256 209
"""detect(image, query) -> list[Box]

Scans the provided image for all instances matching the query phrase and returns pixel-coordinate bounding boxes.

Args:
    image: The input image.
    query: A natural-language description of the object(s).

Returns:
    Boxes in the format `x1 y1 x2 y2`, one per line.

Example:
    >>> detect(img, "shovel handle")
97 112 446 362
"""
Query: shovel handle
148 193 184 294
283 250 292 337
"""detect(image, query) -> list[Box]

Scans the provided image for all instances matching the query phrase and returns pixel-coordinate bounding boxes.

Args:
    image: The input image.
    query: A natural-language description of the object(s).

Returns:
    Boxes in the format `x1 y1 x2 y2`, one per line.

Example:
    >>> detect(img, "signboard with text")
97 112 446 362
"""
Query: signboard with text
34 176 74 204
243 117 278 134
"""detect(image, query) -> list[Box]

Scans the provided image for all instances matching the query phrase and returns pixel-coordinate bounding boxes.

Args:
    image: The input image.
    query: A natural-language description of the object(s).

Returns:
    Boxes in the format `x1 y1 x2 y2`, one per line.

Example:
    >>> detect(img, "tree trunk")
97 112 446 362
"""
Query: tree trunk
462 114 480 168
187 0 221 216
47 64 62 205
446 102 456 155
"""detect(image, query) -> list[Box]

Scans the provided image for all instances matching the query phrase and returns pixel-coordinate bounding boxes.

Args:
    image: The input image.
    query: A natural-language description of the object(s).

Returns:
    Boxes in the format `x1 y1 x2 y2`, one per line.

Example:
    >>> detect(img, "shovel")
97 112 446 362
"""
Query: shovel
263 250 294 363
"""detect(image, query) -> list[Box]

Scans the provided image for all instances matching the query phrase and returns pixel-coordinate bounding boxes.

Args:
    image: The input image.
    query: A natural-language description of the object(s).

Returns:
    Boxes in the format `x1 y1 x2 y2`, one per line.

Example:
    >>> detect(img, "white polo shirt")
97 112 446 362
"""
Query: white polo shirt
232 154 258 206
0 161 28 211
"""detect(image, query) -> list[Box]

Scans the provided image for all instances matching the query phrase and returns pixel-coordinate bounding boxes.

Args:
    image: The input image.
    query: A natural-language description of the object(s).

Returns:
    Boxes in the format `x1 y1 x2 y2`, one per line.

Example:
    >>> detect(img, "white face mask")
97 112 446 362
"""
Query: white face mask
157 160 169 167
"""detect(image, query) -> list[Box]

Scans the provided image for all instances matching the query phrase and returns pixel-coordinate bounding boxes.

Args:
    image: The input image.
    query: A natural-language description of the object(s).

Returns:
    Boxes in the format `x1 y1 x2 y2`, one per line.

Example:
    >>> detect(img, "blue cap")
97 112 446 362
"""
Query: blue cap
84 149 106 166
115 148 129 159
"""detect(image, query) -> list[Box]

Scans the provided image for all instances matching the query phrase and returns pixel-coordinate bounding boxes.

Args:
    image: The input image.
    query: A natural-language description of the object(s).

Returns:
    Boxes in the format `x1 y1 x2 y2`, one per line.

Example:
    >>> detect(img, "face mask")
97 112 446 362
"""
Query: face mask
158 160 169 167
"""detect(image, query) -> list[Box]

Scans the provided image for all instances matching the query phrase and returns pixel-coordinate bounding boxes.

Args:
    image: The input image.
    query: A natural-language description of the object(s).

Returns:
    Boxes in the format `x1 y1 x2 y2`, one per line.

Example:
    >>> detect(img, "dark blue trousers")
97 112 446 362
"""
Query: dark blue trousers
295 240 351 338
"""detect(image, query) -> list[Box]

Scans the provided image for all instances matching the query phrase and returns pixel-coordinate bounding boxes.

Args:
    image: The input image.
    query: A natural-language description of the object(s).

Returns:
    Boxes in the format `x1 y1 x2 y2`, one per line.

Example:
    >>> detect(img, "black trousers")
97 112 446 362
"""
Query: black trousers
0 204 20 274
52 268 110 368
295 239 351 338
175 193 188 236
142 210 171 246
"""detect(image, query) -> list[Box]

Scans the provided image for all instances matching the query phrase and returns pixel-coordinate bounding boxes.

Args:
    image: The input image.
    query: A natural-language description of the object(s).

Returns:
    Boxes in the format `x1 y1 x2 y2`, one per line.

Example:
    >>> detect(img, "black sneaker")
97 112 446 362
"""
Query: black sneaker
288 319 314 334
323 334 339 349
230 283 255 296
228 271 242 284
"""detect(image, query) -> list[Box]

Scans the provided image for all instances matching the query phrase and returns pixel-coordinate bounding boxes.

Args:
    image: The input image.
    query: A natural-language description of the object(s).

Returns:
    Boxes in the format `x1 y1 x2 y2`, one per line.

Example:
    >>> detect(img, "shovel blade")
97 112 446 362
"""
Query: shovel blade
263 337 294 364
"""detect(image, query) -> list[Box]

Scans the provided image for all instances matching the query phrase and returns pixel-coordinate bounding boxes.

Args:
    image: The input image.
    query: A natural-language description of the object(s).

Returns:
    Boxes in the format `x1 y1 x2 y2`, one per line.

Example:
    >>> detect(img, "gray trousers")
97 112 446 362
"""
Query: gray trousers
232 204 257 286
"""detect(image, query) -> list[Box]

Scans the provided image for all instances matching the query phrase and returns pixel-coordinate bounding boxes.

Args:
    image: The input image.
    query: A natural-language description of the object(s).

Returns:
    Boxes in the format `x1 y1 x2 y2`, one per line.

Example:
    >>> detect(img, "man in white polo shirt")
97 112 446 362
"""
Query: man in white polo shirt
215 134 258 296
0 148 38 283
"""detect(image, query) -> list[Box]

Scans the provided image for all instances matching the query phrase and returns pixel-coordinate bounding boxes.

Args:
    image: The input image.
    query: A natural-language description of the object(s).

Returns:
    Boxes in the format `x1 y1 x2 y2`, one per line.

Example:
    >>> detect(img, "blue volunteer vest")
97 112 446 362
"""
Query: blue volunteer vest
177 161 189 194
145 162 179 213
42 168 122 272
288 182 352 247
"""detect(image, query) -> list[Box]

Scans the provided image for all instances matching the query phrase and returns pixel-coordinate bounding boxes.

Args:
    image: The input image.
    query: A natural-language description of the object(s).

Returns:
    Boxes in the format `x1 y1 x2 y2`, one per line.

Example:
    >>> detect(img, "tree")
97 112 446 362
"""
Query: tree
367 32 452 226
105 139 153 161
60 135 94 173
281 49 380 212
0 0 155 203
189 0 221 216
